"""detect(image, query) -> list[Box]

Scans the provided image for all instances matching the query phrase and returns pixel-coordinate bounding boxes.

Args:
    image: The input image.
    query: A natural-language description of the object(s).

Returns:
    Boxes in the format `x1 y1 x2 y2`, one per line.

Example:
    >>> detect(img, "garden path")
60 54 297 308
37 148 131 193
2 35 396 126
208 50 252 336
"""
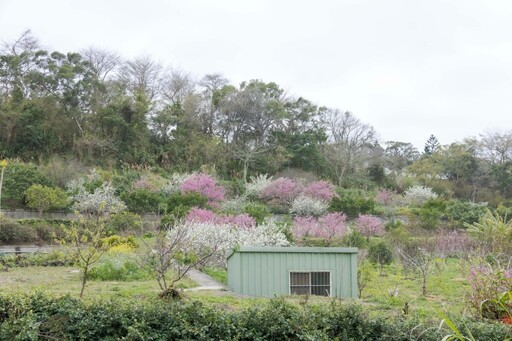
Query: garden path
185 269 225 291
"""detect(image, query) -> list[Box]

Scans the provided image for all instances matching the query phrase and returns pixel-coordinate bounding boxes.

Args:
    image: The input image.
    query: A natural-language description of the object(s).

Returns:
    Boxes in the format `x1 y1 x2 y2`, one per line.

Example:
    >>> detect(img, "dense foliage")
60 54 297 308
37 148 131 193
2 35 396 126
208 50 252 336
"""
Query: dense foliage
0 294 510 340
2 32 512 202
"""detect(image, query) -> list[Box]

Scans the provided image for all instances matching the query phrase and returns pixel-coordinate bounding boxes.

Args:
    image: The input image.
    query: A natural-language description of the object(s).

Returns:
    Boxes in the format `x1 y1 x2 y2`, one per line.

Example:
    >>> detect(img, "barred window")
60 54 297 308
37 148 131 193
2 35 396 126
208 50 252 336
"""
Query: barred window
290 271 330 296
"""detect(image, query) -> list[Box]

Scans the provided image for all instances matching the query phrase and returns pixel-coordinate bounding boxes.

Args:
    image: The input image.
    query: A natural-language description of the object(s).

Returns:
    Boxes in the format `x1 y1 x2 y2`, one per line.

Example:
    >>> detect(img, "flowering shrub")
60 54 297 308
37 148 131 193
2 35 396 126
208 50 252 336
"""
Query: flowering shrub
245 174 273 199
290 195 329 217
467 262 512 319
375 189 397 206
355 215 385 238
293 212 347 245
259 177 303 206
302 181 335 201
220 197 247 214
163 173 191 194
434 229 474 258
180 173 225 205
69 181 126 216
401 185 438 207
176 220 289 267
186 207 256 229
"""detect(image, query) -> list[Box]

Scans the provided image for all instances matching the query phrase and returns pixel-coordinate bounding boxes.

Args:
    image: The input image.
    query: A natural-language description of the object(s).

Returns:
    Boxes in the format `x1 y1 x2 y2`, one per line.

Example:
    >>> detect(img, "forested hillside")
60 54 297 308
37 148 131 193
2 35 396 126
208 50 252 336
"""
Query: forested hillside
1 31 512 204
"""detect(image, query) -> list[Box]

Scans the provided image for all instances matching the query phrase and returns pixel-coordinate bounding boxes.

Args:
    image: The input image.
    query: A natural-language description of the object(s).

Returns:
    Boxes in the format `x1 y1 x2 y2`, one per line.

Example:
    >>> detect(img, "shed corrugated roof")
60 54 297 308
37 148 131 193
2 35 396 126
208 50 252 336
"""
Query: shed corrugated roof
227 246 358 259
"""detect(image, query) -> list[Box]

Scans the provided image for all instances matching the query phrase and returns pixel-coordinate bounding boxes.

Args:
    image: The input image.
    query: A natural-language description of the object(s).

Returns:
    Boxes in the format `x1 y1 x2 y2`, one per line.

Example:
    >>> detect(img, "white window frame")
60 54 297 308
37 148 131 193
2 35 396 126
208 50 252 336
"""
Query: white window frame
289 270 332 297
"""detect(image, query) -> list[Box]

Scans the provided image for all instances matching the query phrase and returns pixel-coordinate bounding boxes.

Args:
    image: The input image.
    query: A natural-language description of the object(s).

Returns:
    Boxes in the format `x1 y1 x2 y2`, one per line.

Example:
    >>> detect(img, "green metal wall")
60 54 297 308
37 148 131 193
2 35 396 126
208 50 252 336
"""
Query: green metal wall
227 247 358 298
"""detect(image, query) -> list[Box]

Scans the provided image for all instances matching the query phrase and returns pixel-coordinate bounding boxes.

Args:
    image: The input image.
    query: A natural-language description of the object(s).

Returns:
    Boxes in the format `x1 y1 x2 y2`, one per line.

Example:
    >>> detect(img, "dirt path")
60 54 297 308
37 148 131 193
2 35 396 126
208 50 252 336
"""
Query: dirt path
185 269 225 291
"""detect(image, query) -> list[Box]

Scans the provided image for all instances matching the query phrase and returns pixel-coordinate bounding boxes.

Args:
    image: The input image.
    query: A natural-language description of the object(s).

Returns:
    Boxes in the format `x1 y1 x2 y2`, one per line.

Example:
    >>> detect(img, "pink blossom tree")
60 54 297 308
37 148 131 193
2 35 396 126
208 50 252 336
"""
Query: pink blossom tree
292 212 347 246
259 177 303 206
186 207 256 229
375 189 396 206
355 215 385 239
180 173 225 205
303 181 336 201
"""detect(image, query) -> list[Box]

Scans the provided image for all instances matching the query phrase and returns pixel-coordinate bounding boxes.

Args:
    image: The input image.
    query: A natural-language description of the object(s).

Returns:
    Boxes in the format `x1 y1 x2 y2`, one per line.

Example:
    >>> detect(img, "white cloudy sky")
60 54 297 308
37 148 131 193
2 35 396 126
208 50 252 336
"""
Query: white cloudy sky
1 0 512 149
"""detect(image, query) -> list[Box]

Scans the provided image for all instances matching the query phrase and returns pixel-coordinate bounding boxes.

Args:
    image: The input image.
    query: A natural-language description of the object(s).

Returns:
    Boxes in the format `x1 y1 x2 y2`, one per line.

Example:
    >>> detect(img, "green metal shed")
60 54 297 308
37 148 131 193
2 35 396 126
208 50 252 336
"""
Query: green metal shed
227 246 358 298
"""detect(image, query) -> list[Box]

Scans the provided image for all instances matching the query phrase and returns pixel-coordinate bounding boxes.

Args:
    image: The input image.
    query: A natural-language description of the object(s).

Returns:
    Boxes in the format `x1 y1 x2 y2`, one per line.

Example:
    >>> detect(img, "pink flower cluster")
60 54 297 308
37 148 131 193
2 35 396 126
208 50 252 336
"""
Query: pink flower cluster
293 212 347 245
375 189 396 206
434 229 474 258
259 178 336 206
259 177 303 205
355 215 385 237
186 207 256 229
303 181 336 201
180 173 226 204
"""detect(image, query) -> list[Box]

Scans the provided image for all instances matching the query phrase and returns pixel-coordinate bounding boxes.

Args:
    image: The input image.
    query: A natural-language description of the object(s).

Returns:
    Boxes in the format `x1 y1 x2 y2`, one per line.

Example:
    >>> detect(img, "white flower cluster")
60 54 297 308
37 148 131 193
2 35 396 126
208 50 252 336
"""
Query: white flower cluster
170 220 290 267
162 172 193 194
290 194 329 217
402 185 438 206
69 181 126 216
245 174 273 199
220 197 247 214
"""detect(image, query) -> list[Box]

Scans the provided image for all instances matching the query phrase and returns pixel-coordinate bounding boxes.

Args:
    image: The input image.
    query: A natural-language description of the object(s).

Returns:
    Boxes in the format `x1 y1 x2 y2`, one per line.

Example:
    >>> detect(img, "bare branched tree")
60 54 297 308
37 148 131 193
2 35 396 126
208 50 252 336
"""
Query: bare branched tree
478 130 512 164
81 47 121 82
321 109 377 185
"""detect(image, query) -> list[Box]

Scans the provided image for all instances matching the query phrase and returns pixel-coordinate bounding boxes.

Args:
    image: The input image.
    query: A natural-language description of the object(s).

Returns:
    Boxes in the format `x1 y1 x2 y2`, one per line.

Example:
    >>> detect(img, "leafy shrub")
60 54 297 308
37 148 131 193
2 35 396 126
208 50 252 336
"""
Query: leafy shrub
411 199 447 229
1 162 52 201
368 241 394 268
24 184 68 213
88 259 150 281
446 200 488 227
290 195 328 217
0 251 75 268
0 217 37 244
329 193 375 217
105 211 142 234
243 202 269 224
341 230 367 248
101 235 138 250
467 261 512 319
120 188 163 213
165 191 208 217
0 294 511 340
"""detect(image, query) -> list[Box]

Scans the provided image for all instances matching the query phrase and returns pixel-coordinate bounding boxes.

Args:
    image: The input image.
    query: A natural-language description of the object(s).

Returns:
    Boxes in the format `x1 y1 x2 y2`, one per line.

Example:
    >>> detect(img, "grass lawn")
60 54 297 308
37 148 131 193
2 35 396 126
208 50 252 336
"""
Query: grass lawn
0 250 472 319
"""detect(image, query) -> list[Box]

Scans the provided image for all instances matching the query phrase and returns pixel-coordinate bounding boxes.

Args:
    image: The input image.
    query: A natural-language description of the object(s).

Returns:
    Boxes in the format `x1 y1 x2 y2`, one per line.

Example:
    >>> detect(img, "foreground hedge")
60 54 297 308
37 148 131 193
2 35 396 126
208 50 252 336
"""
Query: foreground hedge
0 294 510 340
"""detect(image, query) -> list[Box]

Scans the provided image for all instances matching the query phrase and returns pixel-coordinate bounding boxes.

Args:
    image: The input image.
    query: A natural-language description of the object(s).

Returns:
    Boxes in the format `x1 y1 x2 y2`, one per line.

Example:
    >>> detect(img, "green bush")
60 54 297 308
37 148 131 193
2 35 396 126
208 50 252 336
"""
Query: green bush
24 184 68 214
105 211 142 234
329 190 375 217
120 189 163 213
0 217 37 244
2 162 52 201
164 192 208 217
243 202 269 224
368 240 394 268
0 294 510 340
411 199 446 229
0 251 74 269
341 230 367 248
88 259 150 281
446 199 488 227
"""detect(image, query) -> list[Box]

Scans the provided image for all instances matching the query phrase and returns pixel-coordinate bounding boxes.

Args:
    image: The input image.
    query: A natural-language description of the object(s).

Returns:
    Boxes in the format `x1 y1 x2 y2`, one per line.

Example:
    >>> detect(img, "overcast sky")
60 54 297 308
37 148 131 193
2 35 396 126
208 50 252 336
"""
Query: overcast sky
1 0 512 149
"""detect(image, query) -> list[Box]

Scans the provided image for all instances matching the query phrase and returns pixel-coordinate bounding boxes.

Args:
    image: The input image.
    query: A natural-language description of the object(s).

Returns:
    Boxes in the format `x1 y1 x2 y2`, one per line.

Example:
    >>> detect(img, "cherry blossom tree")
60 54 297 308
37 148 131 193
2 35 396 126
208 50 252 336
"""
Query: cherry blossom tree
180 173 226 205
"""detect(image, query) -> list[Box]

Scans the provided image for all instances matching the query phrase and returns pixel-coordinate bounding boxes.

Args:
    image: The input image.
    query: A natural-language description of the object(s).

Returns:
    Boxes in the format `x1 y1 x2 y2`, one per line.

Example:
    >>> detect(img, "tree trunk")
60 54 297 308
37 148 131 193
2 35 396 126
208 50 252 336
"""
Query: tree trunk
80 266 88 298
